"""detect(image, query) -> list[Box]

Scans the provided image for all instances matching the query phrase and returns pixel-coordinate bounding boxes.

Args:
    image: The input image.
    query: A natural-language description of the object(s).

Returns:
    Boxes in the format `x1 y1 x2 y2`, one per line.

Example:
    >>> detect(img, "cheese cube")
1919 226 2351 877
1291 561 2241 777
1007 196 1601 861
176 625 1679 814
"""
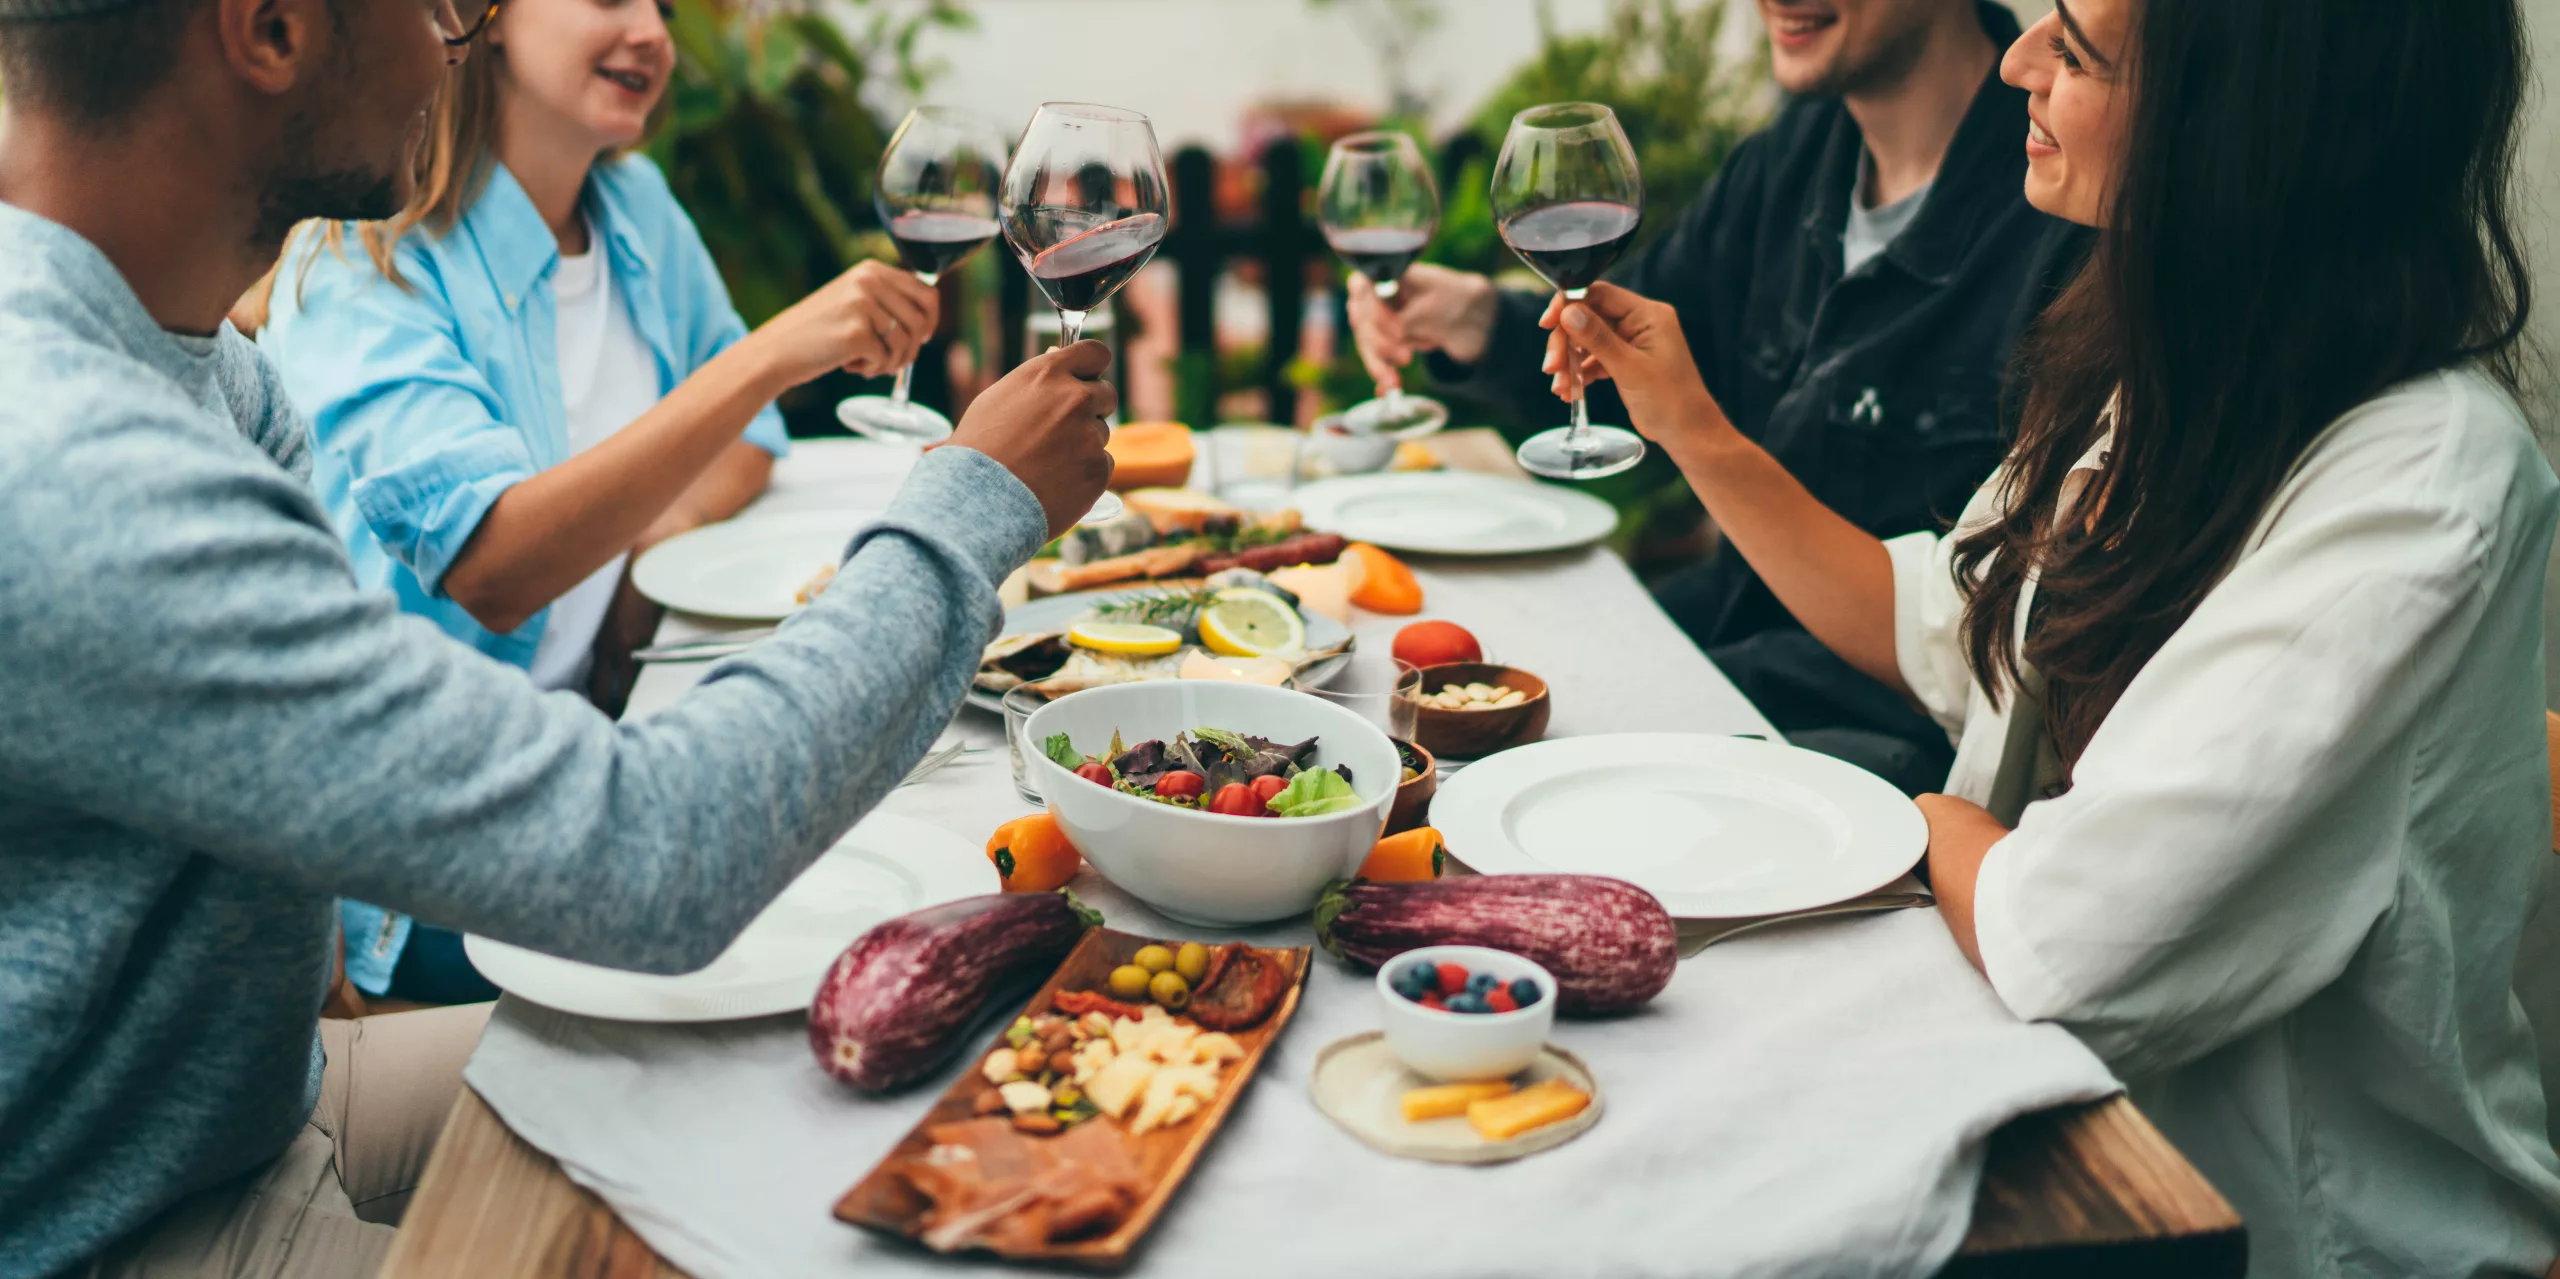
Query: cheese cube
1467 1080 1590 1141
1400 1081 1516 1122
1084 1052 1156 1120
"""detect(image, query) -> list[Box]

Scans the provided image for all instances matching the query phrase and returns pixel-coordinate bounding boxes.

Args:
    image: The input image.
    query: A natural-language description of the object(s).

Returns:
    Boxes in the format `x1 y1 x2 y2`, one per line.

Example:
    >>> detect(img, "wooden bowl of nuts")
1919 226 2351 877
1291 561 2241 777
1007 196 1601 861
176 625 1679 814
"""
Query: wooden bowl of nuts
1387 737 1438 834
1409 663 1551 760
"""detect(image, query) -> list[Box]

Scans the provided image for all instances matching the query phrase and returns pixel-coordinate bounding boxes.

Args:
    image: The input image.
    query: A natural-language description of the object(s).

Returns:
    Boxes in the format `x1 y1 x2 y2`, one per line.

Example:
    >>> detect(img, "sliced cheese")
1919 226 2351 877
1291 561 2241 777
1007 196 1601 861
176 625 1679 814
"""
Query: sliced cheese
1084 1051 1156 1120
1400 1080 1515 1123
1265 561 1352 625
1466 1079 1591 1141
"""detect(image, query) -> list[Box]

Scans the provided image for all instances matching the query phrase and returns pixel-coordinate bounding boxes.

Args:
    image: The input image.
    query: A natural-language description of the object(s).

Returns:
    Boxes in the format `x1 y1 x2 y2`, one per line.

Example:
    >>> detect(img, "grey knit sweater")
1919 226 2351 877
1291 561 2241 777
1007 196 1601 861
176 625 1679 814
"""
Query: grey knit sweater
0 201 1045 1276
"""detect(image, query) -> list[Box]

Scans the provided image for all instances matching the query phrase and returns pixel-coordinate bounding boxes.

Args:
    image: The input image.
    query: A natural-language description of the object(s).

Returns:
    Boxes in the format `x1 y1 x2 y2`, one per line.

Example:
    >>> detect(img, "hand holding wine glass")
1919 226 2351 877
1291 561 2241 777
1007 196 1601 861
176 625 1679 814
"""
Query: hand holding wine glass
1001 101 1171 524
1492 102 1647 481
947 340 1120 540
1538 282 1737 458
837 107 1010 445
1319 131 1449 437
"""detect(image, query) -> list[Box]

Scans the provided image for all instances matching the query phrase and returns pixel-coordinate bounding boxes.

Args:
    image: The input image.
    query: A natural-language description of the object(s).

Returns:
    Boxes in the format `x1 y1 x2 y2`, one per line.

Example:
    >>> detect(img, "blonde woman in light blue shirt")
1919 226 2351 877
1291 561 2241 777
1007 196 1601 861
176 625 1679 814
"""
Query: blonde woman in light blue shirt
257 0 934 1000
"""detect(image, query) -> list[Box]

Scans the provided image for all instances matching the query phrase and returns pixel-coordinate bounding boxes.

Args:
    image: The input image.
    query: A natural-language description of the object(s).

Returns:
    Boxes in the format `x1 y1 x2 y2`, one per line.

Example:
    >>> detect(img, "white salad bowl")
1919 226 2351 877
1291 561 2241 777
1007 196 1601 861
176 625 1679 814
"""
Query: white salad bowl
1022 680 1399 926
1374 946 1559 1082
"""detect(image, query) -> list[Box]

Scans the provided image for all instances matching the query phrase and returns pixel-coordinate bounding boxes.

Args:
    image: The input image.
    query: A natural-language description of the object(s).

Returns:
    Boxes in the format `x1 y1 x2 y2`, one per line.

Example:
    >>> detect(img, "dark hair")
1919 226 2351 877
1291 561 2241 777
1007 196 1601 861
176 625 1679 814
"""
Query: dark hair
0 0 207 124
1955 0 2533 764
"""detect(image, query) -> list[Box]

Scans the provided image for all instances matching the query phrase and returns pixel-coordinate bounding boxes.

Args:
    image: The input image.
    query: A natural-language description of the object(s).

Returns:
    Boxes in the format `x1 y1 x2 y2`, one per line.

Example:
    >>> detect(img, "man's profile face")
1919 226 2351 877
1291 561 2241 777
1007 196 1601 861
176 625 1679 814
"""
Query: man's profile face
1758 0 1952 99
252 0 450 243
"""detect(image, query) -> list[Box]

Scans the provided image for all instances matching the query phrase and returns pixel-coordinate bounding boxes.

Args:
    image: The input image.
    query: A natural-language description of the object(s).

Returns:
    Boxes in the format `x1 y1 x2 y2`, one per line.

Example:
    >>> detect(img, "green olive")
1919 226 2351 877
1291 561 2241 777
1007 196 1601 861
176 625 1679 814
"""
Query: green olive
1149 970 1191 1010
1173 941 1209 984
1107 964 1152 999
1132 944 1175 974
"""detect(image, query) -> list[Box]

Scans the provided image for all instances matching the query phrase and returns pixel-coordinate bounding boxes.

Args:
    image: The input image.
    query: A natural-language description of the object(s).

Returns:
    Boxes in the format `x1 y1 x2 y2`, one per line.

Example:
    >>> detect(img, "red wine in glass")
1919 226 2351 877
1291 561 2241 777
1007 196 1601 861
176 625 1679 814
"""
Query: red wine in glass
1325 226 1432 288
887 210 1002 278
1025 212 1165 313
1491 103 1647 481
1499 200 1642 293
1317 131 1448 441
838 107 1009 446
1001 102 1172 524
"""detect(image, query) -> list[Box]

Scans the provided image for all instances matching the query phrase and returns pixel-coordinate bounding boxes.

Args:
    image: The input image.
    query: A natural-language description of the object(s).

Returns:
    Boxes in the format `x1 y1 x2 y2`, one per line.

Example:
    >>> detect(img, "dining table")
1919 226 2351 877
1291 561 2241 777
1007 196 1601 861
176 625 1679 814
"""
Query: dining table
380 430 2245 1278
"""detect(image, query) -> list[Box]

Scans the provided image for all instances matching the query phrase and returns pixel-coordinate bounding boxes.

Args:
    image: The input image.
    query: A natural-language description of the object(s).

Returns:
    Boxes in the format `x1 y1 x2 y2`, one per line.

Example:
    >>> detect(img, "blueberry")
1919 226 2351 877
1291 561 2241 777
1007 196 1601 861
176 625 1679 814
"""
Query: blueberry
1467 972 1500 994
1510 977 1542 1007
1445 992 1488 1014
1392 963 1437 1001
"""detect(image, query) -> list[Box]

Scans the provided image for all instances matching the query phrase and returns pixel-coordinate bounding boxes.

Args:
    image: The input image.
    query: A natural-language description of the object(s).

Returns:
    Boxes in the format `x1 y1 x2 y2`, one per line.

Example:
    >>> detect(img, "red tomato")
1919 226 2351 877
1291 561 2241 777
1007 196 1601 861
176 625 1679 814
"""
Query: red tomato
1392 620 1483 669
1248 774 1289 813
1074 761 1113 787
1208 782 1260 817
1154 770 1206 801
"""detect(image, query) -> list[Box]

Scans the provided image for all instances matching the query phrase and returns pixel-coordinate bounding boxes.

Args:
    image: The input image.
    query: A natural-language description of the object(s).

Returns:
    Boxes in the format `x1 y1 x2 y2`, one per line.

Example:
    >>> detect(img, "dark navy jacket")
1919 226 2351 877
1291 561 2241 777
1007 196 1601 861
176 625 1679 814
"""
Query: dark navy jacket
1434 2 2088 789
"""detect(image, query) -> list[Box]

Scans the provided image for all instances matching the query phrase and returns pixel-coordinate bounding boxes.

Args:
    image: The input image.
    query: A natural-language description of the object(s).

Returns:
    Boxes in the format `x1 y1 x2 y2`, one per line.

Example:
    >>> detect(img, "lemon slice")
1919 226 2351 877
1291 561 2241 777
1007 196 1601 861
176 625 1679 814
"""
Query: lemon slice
1198 588 1307 658
1067 621 1186 656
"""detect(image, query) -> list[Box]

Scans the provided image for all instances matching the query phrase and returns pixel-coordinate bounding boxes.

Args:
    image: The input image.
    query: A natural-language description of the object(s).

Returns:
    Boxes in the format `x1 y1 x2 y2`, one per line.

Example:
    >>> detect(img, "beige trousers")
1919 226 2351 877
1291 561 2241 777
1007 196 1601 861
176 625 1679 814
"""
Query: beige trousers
80 1003 494 1279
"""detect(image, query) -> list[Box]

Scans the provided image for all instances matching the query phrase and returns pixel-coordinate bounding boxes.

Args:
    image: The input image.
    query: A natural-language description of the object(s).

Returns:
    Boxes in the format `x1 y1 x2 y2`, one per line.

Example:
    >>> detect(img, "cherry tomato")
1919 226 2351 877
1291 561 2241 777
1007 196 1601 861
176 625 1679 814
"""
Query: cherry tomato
1248 774 1288 813
1208 782 1260 817
1074 761 1113 787
1154 771 1205 801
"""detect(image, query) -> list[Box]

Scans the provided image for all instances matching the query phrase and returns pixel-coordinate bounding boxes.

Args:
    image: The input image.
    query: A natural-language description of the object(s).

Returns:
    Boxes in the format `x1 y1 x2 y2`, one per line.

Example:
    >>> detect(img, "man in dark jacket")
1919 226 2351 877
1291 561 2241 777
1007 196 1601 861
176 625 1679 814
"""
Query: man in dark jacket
1352 0 2083 795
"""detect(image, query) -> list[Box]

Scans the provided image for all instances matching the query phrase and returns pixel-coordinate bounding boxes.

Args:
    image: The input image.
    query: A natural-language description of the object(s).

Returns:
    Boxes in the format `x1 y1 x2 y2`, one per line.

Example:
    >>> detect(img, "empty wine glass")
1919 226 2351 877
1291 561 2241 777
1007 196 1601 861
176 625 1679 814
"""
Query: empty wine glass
1319 131 1448 440
837 107 1009 445
1003 102 1172 524
1492 103 1646 481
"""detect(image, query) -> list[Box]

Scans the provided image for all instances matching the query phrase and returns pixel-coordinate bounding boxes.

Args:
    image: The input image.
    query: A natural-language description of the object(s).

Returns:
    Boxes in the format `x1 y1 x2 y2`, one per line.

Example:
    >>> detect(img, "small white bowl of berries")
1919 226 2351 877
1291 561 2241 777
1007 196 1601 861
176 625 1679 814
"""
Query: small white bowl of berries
1375 945 1558 1082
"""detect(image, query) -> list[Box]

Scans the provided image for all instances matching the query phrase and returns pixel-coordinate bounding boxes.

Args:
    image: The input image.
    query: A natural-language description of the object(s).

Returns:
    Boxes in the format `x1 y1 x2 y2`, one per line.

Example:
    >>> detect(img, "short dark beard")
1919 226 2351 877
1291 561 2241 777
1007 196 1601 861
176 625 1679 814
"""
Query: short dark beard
252 167 400 252
1795 14 1938 99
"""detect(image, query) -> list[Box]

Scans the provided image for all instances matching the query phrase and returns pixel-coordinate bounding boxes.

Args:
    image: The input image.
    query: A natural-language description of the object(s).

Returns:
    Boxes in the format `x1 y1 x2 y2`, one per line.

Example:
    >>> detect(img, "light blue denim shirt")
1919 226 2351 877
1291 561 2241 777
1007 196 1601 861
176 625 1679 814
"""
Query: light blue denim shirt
258 154 790 991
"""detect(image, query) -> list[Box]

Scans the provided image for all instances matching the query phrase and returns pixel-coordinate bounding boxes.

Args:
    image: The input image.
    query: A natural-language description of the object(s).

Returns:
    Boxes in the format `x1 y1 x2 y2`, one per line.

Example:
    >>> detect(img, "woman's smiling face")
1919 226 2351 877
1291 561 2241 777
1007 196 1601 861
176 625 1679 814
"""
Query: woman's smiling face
488 0 674 154
2000 0 2134 227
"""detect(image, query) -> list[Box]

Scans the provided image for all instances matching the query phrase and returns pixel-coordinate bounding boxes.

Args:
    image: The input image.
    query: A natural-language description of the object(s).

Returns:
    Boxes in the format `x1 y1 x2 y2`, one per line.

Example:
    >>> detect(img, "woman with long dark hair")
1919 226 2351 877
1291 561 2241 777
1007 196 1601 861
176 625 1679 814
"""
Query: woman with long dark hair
1554 0 2560 1271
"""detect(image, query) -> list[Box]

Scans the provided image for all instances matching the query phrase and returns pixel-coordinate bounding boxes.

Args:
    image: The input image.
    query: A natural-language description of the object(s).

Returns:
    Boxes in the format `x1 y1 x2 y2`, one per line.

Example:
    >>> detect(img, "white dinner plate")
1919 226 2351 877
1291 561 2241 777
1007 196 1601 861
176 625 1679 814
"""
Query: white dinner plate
463 813 993 1022
1430 734 1925 919
1289 472 1618 557
964 589 1354 713
631 509 882 619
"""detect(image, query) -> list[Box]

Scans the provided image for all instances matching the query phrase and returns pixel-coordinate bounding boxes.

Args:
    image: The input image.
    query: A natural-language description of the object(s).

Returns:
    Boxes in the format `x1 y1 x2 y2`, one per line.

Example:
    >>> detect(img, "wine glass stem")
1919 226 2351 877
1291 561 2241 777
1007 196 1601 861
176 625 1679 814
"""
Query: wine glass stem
1058 309 1087 349
890 269 940 409
1376 278 1401 301
1562 287 1590 456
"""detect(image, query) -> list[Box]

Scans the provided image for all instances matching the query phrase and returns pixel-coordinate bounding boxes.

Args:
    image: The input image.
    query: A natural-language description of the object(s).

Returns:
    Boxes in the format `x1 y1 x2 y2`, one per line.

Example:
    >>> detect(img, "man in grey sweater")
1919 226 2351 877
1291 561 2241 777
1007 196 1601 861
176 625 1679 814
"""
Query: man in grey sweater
0 0 1115 1270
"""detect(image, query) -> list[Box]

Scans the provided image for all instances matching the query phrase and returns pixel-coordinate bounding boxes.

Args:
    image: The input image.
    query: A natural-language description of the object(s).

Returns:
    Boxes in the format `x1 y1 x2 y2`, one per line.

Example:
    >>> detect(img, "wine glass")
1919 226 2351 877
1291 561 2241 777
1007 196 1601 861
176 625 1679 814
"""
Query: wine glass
1319 131 1448 440
836 107 1010 445
1002 102 1171 525
1491 103 1647 481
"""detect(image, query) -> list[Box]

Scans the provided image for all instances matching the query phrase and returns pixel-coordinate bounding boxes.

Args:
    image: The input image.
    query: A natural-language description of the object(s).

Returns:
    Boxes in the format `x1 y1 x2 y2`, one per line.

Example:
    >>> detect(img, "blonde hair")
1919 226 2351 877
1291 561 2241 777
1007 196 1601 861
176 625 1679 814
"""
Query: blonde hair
238 25 664 331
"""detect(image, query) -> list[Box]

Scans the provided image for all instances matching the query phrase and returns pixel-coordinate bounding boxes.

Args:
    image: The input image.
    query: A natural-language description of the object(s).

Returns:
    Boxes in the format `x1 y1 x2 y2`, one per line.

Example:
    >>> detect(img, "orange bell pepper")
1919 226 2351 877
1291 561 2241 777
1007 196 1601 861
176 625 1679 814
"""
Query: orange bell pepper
1357 826 1446 882
987 811 1082 892
1345 542 1424 615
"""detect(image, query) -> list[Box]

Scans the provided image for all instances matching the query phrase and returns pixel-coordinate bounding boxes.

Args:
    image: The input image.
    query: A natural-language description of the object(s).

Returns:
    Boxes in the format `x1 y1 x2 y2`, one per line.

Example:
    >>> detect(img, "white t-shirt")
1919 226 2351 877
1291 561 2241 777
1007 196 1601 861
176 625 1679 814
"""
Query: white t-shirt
1887 367 2560 1277
526 235 663 692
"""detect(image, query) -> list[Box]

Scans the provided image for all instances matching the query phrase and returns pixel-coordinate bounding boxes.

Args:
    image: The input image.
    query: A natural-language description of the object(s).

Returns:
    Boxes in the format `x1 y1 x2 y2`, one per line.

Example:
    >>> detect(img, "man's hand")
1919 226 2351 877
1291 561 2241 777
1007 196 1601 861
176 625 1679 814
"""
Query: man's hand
947 340 1118 539
1345 263 1500 390
1544 283 1737 454
750 260 939 389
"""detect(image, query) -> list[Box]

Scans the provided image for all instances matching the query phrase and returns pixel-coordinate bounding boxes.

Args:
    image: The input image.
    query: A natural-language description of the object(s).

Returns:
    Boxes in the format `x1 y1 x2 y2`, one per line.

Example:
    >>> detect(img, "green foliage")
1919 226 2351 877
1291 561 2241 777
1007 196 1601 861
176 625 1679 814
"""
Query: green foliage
647 0 971 327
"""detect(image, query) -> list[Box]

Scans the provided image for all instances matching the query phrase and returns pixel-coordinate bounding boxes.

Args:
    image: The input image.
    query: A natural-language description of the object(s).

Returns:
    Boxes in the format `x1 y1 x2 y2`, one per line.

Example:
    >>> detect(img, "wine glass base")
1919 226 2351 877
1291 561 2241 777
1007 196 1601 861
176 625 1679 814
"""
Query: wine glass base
1081 490 1126 524
1339 393 1450 440
1517 425 1646 481
835 396 954 445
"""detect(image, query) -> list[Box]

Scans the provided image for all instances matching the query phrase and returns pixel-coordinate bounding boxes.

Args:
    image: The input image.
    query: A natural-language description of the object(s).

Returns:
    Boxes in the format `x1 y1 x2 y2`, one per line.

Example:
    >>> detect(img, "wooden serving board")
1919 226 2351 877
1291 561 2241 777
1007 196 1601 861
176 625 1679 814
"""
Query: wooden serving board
834 929 1312 1268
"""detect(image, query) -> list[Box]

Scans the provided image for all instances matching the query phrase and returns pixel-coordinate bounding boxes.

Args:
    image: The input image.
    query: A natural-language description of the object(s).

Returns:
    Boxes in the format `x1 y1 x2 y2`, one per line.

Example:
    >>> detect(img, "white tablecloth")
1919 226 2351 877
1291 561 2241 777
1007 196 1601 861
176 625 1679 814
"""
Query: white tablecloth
463 439 2119 1278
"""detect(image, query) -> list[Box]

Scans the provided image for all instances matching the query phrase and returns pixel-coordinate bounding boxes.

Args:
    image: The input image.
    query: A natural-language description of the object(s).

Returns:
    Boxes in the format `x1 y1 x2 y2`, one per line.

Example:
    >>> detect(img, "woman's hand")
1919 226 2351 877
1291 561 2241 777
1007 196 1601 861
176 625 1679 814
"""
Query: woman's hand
1916 793 2011 975
751 260 940 390
1539 282 1736 454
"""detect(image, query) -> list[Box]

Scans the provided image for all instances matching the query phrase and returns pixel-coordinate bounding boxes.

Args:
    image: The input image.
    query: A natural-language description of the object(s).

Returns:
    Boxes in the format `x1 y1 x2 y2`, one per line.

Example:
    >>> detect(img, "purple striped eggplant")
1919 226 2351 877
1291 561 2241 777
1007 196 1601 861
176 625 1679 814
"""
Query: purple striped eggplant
1313 875 1676 1015
809 889 1101 1091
